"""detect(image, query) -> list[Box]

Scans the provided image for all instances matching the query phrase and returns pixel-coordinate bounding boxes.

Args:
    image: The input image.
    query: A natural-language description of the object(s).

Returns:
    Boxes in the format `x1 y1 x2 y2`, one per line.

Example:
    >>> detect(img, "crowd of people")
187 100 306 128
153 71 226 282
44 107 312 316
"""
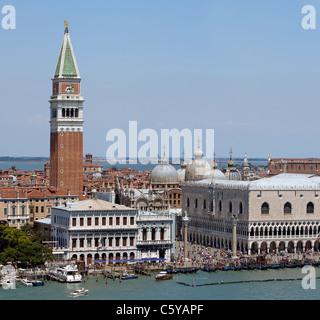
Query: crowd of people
173 241 320 269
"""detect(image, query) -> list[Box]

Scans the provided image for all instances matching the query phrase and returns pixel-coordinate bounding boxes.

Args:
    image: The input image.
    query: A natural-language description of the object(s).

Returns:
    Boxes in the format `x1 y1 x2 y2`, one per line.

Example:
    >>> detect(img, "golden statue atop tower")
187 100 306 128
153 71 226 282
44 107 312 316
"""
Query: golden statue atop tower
64 20 69 33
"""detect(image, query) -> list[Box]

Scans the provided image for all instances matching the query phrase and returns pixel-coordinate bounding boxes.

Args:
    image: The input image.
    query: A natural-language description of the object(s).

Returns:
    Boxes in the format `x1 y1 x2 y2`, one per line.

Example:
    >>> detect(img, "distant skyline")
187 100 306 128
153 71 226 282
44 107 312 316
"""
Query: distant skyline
1 0 320 159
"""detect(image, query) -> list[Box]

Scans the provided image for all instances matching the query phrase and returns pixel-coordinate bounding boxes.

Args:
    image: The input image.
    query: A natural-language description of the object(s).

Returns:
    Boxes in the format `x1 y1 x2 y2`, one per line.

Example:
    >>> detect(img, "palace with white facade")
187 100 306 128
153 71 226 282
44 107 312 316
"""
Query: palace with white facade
182 173 320 254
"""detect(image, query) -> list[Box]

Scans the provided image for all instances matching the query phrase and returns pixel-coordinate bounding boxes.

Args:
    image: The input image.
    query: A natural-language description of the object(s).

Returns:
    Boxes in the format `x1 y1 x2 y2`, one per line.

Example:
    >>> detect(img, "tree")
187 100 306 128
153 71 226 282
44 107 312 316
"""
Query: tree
0 226 54 266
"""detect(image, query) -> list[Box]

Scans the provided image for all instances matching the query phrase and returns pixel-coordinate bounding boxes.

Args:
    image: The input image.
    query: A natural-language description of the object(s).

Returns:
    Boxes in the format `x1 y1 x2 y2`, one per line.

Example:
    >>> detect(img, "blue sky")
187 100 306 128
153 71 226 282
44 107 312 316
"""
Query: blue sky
1 0 320 159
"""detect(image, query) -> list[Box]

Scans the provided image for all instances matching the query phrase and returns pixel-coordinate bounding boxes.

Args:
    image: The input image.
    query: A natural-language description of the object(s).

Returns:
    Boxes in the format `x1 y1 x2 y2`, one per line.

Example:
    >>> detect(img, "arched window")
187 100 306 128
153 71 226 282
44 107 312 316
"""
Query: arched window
187 198 190 207
203 199 206 210
228 201 232 213
218 201 222 212
284 202 292 214
62 108 65 117
194 198 198 208
209 201 213 212
239 202 243 214
307 202 314 214
261 202 269 214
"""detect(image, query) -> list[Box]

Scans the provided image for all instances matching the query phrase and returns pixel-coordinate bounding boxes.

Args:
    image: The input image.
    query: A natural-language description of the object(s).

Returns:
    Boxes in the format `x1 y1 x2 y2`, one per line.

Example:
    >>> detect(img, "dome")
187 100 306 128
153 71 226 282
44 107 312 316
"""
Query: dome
209 153 225 180
225 168 241 181
185 147 212 182
151 154 178 184
211 168 226 180
177 168 186 183
224 148 241 180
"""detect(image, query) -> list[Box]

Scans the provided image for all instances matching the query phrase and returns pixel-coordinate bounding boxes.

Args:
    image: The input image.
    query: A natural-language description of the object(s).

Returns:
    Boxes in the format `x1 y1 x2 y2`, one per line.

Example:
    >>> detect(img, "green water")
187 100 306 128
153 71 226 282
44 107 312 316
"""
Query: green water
1 268 319 300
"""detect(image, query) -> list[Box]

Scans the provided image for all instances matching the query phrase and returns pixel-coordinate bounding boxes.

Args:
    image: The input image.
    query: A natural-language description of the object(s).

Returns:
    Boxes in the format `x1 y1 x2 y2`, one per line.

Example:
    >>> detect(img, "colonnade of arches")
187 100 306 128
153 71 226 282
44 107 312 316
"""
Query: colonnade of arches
70 252 136 264
187 231 320 255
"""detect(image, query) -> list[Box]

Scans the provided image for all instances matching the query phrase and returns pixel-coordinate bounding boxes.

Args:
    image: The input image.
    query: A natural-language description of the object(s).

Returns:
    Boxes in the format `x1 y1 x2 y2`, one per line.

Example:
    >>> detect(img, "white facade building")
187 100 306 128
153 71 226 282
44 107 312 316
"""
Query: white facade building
182 174 320 255
50 193 174 264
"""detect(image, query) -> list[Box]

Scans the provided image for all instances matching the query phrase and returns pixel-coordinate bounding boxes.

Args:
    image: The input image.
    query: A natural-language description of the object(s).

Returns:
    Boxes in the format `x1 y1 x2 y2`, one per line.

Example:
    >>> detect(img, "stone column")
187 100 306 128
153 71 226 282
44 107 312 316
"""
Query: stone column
182 211 190 259
231 215 238 258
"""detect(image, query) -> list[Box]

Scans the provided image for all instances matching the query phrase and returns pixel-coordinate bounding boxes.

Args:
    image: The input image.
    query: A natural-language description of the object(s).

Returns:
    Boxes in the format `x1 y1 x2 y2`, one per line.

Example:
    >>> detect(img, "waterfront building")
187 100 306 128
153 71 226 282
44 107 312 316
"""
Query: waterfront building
182 173 320 254
50 190 174 264
49 22 84 198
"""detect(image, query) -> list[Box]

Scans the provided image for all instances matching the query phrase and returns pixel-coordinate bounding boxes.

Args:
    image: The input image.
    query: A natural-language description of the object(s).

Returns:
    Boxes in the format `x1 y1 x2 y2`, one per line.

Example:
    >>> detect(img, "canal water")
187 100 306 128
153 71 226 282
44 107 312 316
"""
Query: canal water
0 268 319 300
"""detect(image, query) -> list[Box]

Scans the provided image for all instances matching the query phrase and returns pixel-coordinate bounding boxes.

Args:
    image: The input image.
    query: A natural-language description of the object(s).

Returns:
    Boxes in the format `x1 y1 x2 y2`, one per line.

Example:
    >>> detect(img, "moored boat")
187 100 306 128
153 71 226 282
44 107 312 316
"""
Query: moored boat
121 272 138 280
50 264 82 283
155 271 173 280
21 279 33 286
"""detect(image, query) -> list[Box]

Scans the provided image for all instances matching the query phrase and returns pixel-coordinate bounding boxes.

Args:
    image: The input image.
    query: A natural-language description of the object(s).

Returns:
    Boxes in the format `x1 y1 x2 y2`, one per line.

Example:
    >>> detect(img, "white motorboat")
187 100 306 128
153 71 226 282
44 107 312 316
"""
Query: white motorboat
21 278 33 286
70 288 89 297
50 264 82 283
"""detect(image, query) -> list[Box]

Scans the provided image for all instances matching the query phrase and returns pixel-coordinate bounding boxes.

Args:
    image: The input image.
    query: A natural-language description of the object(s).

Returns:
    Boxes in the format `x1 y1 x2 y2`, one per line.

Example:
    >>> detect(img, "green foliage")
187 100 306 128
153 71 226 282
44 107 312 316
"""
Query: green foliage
0 225 54 266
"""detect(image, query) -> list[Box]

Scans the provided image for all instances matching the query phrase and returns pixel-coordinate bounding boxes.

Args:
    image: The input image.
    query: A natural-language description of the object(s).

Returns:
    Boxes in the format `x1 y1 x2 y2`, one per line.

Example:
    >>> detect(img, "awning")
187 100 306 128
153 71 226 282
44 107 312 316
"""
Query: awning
92 258 166 263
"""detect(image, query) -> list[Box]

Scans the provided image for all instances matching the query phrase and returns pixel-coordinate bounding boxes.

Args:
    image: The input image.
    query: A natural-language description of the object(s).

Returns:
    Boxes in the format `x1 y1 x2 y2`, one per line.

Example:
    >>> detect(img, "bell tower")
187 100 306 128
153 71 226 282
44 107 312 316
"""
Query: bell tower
49 21 84 197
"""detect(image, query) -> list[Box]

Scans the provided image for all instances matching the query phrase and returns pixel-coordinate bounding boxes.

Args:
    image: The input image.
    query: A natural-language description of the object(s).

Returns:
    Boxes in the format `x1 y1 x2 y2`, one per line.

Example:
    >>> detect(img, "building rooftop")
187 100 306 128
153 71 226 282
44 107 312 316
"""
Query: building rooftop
186 173 320 191
57 198 133 211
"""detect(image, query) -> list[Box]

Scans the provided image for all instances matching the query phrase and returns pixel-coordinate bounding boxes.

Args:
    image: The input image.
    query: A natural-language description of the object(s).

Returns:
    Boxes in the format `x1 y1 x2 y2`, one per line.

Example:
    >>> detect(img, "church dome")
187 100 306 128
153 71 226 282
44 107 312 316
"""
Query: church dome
211 168 226 180
151 154 178 184
225 168 241 181
185 147 212 182
209 153 225 180
224 149 241 181
177 167 186 183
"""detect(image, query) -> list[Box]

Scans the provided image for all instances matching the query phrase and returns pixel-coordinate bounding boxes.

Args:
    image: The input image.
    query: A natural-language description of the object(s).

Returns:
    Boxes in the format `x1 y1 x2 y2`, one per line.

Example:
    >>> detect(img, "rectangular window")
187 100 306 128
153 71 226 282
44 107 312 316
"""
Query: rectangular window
79 238 84 248
72 218 76 226
130 237 134 246
109 217 113 226
123 217 127 225
87 238 92 247
3 208 7 216
160 228 164 240
116 237 120 246
109 238 113 247
80 218 84 226
102 217 106 225
116 217 120 225
72 239 77 248
87 217 91 226
130 217 135 225
95 217 99 226
123 237 127 246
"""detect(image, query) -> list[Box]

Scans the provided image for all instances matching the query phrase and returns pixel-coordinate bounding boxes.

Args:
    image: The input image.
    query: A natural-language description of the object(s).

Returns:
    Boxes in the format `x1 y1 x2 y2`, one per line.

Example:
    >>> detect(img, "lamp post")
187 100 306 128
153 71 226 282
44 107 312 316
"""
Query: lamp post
182 211 190 259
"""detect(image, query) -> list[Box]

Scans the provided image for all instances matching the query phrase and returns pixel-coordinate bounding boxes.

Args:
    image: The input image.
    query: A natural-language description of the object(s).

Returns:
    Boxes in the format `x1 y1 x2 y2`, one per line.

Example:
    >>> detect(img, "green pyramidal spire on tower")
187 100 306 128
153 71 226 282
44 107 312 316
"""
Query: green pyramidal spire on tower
54 21 80 78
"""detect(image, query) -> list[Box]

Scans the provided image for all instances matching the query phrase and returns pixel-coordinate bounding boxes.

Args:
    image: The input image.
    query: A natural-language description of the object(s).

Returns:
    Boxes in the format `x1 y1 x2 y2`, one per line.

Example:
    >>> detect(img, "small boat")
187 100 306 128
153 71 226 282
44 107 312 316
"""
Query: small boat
155 271 173 280
32 280 44 286
21 279 33 286
121 272 138 280
21 278 44 286
70 288 89 297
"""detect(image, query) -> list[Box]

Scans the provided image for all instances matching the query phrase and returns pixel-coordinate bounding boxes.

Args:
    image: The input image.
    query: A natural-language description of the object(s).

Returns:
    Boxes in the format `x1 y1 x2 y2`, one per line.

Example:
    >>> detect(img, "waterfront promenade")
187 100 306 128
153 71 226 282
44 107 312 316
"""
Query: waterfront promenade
173 240 320 270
